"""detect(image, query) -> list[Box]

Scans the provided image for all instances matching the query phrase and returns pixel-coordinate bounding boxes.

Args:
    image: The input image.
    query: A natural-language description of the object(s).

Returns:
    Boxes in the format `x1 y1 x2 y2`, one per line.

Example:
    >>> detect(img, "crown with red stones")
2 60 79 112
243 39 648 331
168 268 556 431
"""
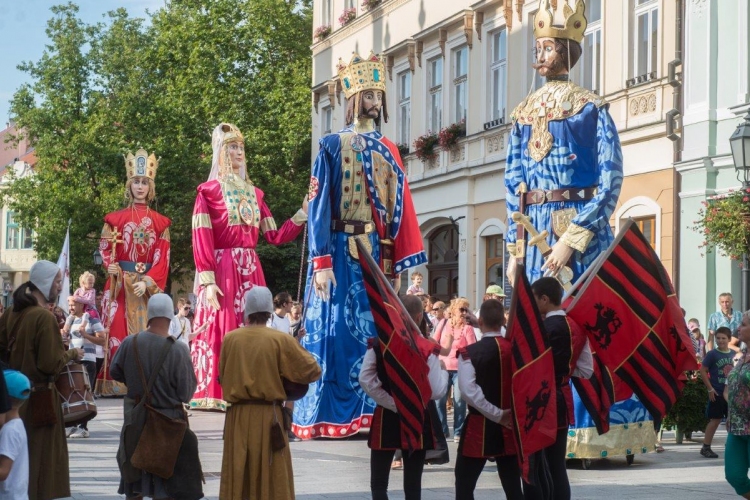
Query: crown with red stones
125 149 158 180
533 0 587 44
337 51 386 100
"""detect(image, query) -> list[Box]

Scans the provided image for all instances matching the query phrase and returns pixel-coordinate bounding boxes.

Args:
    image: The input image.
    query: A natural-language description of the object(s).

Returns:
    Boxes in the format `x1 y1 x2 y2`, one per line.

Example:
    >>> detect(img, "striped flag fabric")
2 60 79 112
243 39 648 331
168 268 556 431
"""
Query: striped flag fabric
566 219 698 428
570 352 615 435
507 263 558 482
356 239 432 453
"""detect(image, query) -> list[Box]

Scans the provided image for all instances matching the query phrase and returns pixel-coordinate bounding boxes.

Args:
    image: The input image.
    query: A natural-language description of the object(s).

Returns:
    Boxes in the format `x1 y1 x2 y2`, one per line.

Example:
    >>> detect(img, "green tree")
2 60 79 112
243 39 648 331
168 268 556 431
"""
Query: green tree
6 0 312 294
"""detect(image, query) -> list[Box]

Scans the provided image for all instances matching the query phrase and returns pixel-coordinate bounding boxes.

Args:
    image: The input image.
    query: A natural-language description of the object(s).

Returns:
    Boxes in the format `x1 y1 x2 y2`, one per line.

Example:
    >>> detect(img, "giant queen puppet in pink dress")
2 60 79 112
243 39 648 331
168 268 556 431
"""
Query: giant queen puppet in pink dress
97 150 171 395
190 123 308 410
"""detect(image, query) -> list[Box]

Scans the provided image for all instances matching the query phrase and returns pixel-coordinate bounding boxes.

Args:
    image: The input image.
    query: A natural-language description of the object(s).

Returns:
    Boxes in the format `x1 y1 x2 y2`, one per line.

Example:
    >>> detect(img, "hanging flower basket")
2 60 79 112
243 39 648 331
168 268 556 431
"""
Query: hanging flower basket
693 188 750 260
413 132 439 163
339 8 356 27
396 143 410 158
362 0 382 11
314 25 332 42
438 119 466 152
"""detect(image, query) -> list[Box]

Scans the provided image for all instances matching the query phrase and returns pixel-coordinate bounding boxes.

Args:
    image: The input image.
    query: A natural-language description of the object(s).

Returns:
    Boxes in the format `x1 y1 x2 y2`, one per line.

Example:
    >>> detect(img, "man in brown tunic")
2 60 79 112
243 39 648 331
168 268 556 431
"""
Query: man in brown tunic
220 286 321 499
0 260 83 499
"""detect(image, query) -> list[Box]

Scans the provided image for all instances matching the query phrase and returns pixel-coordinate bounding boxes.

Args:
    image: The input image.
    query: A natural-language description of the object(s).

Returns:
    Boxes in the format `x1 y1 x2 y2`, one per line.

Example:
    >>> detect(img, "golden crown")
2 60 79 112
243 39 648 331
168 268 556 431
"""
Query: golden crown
220 123 244 144
533 0 587 44
337 51 386 100
125 149 158 180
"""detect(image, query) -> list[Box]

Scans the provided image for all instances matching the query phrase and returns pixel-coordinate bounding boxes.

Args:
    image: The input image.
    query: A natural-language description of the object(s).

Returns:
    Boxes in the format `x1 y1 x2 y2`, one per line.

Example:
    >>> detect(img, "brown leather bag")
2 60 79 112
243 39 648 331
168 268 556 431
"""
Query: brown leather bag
128 335 187 479
28 383 58 427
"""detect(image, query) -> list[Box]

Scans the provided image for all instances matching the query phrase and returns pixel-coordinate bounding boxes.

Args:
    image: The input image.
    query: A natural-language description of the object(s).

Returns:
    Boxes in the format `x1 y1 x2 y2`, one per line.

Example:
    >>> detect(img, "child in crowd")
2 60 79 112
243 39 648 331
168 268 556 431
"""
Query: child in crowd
72 272 100 327
692 326 707 361
700 327 735 459
406 271 425 296
0 370 31 499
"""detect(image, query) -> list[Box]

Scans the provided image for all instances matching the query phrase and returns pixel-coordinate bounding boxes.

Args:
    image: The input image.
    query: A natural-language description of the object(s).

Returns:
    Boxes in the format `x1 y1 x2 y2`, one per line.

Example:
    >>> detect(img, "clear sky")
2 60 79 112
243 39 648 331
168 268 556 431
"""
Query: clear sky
0 0 163 125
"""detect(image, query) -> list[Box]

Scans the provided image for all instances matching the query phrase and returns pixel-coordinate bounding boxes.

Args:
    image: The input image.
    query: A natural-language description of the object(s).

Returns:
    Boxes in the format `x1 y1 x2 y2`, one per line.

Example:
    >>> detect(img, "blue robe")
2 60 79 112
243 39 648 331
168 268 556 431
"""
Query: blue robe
293 126 427 439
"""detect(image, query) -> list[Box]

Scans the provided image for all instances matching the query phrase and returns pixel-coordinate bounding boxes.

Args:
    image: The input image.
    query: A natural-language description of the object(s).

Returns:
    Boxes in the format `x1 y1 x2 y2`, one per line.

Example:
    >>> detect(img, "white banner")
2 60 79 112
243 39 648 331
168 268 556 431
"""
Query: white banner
56 223 71 309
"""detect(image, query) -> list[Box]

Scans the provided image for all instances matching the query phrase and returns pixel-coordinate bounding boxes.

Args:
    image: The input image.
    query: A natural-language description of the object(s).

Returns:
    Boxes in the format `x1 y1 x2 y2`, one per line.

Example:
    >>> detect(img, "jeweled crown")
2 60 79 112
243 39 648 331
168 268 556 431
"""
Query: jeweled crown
337 51 386 100
533 0 587 44
220 123 244 144
125 149 158 180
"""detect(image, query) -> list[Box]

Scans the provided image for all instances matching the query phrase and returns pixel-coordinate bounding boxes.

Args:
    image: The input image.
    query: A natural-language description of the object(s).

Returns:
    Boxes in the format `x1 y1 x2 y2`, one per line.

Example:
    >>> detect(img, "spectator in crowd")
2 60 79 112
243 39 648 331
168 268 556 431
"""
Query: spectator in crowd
111 294 200 499
169 297 196 346
700 327 735 459
268 292 293 334
428 301 446 327
455 299 522 500
724 311 750 498
708 293 743 351
0 260 83 499
360 294 447 498
433 297 477 442
72 271 99 326
289 302 303 329
692 326 707 361
406 271 426 296
0 370 30 498
63 295 105 439
219 286 321 499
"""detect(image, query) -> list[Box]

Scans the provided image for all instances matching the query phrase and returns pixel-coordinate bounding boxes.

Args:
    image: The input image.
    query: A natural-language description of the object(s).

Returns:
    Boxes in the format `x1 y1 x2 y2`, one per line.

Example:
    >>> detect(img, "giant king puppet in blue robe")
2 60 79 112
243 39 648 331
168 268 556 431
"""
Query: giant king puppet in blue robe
293 51 427 439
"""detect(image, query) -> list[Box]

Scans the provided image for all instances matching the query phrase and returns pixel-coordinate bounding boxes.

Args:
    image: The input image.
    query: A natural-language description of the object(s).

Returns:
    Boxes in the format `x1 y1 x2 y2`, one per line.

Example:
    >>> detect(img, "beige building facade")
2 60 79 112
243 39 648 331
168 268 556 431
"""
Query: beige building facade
311 0 679 305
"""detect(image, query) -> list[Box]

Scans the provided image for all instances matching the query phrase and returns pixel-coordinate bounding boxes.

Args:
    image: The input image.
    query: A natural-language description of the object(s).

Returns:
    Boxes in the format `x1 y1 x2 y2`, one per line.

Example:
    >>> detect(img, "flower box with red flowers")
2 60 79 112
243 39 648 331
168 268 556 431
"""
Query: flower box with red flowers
693 187 750 260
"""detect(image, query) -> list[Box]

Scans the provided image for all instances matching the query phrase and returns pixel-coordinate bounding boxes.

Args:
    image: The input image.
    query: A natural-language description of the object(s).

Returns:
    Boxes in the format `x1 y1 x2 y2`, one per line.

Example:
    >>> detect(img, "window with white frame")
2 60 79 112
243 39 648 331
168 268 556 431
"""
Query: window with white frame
578 0 602 93
398 70 411 146
344 0 355 9
453 45 468 123
427 57 443 132
490 29 507 121
322 106 332 135
634 0 658 79
321 0 333 26
5 212 32 250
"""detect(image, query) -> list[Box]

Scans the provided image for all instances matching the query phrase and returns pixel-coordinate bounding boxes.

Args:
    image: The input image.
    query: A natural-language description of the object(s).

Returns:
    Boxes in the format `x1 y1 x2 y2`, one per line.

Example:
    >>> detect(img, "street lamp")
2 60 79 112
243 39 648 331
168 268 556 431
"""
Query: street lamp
92 249 103 267
730 110 750 312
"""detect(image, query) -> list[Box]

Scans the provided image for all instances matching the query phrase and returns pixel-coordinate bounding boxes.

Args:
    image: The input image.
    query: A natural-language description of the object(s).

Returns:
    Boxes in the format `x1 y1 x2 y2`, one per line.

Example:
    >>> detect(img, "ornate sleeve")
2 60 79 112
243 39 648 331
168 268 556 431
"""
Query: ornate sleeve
192 188 216 286
504 124 525 248
257 189 306 245
307 137 336 272
560 107 623 253
143 224 170 295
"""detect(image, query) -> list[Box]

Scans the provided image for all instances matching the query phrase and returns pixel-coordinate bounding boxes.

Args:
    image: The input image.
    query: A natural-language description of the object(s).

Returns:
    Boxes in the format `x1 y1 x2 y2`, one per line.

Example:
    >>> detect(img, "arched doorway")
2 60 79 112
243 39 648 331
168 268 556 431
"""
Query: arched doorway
427 224 459 302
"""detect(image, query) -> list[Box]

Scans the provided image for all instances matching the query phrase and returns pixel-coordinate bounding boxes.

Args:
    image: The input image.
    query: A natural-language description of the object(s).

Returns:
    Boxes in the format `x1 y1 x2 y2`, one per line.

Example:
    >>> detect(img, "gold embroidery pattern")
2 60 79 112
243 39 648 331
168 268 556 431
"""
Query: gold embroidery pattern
511 81 607 162
198 271 216 286
559 222 594 253
220 174 261 228
259 217 277 234
291 209 308 226
192 213 212 229
339 132 373 222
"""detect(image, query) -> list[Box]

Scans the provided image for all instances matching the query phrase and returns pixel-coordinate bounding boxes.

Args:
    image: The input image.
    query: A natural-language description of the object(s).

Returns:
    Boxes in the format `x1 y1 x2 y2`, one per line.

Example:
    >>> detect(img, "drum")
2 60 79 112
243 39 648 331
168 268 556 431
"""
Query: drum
56 362 97 427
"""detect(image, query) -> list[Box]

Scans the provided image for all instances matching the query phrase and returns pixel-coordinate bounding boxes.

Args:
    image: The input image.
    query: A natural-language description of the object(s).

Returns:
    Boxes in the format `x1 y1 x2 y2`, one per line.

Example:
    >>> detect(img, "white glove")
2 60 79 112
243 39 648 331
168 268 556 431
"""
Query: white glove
313 269 337 302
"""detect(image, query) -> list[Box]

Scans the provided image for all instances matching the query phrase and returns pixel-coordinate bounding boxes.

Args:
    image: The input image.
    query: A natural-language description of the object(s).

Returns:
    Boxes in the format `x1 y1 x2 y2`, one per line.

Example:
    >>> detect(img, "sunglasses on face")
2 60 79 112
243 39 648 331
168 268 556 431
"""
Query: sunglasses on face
183 307 191 311
459 307 468 314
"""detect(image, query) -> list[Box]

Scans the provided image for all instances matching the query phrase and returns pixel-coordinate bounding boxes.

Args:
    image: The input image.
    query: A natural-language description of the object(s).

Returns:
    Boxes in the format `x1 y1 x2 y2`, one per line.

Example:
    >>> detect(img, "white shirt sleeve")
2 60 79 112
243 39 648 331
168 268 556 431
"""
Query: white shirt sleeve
427 354 448 400
168 316 180 337
457 353 505 424
572 338 594 379
358 349 397 413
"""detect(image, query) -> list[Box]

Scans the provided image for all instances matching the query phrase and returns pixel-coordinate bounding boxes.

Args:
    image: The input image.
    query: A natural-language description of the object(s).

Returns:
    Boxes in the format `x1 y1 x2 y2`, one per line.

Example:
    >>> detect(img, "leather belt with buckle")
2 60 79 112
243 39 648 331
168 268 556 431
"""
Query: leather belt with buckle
523 187 597 206
118 261 153 274
331 220 376 235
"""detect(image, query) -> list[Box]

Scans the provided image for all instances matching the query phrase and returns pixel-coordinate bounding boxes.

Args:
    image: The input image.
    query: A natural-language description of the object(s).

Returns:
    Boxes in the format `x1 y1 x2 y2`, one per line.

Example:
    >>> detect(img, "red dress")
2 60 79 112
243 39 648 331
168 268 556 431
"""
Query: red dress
191 175 305 409
97 203 171 394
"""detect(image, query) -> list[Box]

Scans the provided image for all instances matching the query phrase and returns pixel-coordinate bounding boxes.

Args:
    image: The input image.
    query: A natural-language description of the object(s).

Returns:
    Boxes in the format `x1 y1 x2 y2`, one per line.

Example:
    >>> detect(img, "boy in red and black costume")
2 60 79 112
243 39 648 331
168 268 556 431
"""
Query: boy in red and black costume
455 299 523 500
359 295 448 500
529 277 593 500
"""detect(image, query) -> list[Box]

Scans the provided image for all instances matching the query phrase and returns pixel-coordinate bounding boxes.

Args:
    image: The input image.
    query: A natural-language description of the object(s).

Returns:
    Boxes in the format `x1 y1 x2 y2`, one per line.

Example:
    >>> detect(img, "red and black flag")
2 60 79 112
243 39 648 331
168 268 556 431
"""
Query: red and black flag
570 352 615 435
566 220 698 428
507 264 558 482
356 239 432 453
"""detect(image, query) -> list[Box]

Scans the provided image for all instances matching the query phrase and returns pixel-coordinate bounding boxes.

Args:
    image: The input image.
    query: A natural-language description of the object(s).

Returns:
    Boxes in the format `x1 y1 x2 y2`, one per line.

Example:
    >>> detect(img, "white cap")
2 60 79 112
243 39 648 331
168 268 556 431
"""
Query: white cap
29 260 61 301
147 294 175 322
244 286 273 317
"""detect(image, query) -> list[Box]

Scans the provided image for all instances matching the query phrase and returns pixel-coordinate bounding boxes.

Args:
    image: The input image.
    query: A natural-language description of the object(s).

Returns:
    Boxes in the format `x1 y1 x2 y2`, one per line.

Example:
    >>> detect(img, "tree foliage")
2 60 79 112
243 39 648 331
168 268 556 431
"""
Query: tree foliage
6 1 312 295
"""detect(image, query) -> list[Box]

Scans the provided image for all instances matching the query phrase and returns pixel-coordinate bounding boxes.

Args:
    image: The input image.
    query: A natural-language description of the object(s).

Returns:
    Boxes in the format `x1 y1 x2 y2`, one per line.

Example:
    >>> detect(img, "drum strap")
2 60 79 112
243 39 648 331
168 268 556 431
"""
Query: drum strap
132 334 175 406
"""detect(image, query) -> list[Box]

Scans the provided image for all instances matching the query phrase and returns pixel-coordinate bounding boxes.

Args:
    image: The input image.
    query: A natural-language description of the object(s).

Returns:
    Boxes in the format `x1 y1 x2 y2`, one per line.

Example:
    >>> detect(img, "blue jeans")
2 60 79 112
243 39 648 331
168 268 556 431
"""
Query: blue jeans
726 433 750 496
437 371 466 438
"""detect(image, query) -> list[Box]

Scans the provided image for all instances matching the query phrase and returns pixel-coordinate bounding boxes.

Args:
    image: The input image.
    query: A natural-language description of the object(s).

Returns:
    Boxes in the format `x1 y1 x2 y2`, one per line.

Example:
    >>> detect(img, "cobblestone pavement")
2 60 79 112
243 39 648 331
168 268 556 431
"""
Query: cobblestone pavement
63 398 736 499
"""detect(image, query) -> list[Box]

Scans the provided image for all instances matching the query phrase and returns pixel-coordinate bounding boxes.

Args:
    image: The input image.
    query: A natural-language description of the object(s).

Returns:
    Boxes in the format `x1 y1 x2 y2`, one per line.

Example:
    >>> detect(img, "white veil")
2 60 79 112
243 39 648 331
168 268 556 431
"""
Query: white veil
205 122 247 182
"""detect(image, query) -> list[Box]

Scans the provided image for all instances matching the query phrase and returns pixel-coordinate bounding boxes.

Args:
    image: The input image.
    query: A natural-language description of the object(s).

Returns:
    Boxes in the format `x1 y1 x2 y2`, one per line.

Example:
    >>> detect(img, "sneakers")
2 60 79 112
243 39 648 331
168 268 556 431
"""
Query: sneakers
70 427 90 439
700 445 718 458
65 427 77 438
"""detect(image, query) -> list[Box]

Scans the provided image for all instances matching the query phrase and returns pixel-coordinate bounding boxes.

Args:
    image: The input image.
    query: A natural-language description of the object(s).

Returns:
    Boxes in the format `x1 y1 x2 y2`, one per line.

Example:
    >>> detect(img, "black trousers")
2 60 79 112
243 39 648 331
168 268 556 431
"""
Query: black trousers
371 449 426 500
455 454 524 500
79 360 97 430
522 428 569 500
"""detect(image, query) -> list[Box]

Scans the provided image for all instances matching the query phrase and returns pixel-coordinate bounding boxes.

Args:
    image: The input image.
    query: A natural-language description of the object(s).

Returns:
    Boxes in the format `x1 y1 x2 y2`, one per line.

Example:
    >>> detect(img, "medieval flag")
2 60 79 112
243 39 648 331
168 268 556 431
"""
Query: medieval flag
570 352 615 435
356 239 432 453
507 263 558 482
566 219 698 429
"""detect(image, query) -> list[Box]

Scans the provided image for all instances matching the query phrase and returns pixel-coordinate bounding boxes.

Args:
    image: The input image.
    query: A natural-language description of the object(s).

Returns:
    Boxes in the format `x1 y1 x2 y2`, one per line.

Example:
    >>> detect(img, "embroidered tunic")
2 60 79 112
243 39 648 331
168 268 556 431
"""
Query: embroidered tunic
294 126 427 439
98 203 171 395
190 174 305 410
